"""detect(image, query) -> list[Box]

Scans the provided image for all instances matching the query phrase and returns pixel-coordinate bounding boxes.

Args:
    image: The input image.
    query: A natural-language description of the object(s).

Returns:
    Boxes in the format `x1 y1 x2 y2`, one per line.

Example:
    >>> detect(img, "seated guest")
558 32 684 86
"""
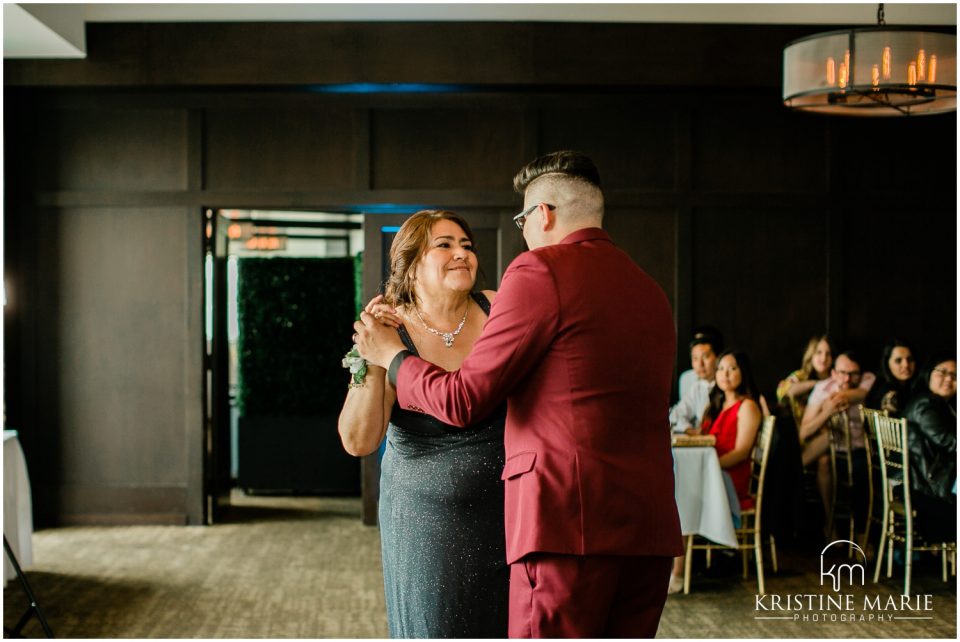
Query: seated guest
865 338 918 416
678 326 724 401
799 350 875 530
703 349 764 508
903 354 957 542
669 334 721 434
777 335 834 431
668 349 762 593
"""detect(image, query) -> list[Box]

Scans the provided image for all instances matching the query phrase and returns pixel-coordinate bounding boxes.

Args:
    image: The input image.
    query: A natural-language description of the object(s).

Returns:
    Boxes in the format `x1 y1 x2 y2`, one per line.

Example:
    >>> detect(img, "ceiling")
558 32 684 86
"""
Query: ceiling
3 2 957 59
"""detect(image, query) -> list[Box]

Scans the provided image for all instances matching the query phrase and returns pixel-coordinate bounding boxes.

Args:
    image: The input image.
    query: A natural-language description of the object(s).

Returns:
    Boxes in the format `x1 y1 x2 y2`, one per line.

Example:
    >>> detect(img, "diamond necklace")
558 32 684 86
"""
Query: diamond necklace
414 305 468 348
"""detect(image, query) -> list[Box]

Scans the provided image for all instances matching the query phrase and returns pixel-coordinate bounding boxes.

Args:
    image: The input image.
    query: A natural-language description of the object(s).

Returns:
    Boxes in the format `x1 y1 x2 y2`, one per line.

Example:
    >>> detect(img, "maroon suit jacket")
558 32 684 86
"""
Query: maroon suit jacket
393 228 682 564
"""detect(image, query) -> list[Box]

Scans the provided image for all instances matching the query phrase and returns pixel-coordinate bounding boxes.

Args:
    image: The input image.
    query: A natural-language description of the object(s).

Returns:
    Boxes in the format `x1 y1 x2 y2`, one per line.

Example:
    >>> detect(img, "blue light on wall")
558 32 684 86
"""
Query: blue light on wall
356 204 433 215
308 83 472 94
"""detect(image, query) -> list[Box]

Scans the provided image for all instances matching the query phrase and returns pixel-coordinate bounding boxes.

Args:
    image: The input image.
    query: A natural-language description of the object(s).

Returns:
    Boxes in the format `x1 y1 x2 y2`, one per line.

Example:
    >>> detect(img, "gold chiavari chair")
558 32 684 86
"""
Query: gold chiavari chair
683 415 777 595
860 406 886 557
872 413 956 596
826 411 857 555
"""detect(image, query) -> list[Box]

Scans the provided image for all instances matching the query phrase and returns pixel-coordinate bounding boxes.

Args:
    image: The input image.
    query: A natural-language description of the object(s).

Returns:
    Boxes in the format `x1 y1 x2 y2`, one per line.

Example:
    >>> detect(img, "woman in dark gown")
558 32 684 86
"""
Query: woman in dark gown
338 210 508 638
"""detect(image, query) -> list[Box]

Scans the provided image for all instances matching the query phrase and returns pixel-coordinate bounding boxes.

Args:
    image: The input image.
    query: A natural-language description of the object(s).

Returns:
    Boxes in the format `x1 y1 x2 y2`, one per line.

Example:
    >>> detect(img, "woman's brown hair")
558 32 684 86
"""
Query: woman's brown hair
383 210 477 307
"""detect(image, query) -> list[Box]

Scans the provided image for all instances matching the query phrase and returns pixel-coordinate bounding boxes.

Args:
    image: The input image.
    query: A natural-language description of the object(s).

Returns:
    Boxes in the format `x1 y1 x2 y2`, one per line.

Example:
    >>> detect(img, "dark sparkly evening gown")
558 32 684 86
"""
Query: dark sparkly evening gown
379 292 509 639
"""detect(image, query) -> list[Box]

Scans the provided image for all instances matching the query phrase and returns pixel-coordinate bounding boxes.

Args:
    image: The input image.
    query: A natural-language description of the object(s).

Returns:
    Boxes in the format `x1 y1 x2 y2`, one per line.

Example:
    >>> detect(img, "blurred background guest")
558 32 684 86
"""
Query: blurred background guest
866 338 918 416
904 354 957 542
670 333 722 434
677 326 724 401
777 335 834 431
799 350 875 533
703 350 764 508
669 349 762 593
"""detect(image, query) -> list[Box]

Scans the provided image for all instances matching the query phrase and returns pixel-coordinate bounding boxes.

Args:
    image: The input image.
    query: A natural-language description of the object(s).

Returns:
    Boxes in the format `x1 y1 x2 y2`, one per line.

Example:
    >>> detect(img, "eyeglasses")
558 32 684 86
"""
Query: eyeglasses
513 202 555 230
932 368 958 381
834 369 861 379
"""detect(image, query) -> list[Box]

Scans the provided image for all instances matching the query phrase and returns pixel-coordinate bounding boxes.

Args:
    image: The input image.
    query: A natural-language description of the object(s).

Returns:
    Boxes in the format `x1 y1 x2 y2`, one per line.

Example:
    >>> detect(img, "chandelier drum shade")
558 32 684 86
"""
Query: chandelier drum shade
783 28 956 116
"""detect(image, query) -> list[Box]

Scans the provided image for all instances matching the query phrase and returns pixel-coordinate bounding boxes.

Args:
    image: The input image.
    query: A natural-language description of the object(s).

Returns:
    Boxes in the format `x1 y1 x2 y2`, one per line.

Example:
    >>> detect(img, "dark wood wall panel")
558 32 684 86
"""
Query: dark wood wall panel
370 109 526 189
35 109 188 190
692 99 829 193
31 206 193 523
832 117 958 193
539 107 677 190
603 207 676 309
4 23 825 88
843 207 957 364
204 107 358 191
691 206 829 395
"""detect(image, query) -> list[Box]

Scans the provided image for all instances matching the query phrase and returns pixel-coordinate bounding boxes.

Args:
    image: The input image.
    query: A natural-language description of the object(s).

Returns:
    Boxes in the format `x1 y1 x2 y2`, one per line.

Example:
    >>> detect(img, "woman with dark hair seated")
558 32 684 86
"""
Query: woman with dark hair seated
702 349 764 509
668 349 762 593
866 338 918 416
903 354 957 542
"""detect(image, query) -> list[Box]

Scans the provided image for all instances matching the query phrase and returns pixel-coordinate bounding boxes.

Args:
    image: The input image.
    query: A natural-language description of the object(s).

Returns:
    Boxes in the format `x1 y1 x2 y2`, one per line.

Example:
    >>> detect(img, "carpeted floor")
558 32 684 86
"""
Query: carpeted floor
3 494 956 638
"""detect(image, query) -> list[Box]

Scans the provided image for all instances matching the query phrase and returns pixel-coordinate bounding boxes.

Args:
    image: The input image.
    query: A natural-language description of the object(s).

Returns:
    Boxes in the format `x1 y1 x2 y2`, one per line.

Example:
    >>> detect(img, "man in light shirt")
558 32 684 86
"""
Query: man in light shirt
800 350 875 533
677 326 723 401
669 336 721 434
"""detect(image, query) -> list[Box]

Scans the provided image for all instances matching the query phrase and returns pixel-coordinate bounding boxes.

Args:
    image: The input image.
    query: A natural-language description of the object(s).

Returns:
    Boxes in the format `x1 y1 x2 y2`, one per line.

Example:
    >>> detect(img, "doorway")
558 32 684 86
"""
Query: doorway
202 208 364 523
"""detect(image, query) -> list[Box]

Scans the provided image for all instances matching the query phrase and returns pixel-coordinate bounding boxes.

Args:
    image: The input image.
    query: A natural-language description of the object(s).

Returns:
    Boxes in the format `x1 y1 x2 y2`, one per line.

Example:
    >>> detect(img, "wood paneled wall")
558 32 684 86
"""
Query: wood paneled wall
4 22 955 526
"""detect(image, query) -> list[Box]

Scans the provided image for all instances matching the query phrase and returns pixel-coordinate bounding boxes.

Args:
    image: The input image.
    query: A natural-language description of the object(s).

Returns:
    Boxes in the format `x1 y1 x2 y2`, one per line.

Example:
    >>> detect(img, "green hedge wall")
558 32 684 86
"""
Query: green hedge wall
237 257 355 417
353 251 364 317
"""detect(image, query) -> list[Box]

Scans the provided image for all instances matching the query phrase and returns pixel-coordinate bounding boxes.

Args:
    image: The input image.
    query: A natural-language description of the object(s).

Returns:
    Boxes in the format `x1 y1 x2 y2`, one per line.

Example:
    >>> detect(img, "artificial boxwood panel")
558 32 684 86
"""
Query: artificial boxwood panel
353 251 364 317
237 257 354 417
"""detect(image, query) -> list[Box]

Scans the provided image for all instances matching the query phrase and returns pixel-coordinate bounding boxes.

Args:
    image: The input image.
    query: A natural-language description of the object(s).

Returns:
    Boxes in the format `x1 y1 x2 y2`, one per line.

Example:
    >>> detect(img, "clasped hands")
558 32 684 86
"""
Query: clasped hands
353 295 406 370
824 389 854 415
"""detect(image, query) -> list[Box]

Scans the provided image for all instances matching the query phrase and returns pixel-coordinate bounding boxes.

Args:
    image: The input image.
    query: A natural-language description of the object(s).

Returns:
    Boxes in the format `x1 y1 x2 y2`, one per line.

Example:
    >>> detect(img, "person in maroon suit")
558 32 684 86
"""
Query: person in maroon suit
354 151 682 638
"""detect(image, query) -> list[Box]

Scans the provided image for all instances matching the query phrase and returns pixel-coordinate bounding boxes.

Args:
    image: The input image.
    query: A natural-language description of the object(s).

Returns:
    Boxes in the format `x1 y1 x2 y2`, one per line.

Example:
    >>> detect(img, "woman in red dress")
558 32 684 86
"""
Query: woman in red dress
702 349 763 508
668 349 762 594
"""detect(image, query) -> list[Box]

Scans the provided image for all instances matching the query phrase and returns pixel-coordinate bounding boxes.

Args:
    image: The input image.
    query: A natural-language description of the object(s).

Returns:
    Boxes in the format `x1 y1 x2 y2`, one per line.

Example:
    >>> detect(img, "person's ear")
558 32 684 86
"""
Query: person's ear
540 204 556 231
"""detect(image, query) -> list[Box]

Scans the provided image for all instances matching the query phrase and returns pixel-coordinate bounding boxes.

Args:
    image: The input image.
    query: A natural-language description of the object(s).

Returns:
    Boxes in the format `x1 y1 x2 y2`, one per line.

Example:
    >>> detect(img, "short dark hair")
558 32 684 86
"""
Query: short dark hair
513 150 603 193
689 336 720 355
689 325 723 354
834 350 862 370
921 352 957 386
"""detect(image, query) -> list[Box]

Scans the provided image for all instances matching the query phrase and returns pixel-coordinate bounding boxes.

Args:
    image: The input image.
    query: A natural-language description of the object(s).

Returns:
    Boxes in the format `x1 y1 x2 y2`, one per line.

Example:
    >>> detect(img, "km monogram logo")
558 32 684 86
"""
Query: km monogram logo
820 540 866 592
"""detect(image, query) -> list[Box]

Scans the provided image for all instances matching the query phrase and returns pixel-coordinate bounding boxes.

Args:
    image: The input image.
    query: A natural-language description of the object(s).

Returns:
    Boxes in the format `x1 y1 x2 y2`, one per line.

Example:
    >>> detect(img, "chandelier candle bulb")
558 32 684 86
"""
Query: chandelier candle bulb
782 18 955 115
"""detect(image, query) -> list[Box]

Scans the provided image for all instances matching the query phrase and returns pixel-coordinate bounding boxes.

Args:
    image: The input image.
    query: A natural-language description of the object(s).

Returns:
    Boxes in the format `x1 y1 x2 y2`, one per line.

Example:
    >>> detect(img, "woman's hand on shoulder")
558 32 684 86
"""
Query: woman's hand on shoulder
364 294 403 329
482 289 497 303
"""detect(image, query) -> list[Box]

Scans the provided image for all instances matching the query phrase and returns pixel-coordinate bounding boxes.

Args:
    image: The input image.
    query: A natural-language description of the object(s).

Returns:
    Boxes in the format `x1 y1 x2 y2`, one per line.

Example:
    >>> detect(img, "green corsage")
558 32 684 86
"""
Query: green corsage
342 345 368 388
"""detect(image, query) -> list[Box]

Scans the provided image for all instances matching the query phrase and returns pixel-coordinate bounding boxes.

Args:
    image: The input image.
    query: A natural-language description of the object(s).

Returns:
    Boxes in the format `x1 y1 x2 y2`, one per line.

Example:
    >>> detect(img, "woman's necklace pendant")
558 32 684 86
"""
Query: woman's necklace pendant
414 305 468 349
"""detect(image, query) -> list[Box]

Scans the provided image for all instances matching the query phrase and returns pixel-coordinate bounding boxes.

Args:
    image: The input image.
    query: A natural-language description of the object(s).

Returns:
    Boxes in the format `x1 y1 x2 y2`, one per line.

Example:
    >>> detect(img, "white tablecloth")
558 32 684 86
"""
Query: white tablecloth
4 430 34 584
672 446 738 548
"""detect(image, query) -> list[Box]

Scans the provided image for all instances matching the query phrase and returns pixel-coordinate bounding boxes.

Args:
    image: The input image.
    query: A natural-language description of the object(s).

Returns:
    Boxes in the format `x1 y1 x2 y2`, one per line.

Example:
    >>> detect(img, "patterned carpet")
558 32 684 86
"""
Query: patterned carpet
4 494 956 638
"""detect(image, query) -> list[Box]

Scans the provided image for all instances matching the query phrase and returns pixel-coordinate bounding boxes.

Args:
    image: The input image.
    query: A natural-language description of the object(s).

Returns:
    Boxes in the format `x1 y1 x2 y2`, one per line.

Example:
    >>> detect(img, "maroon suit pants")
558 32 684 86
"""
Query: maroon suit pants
508 553 672 638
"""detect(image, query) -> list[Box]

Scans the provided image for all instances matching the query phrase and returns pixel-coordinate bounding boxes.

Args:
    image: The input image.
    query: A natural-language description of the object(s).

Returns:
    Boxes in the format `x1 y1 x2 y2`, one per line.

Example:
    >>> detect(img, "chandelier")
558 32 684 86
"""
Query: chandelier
782 4 956 116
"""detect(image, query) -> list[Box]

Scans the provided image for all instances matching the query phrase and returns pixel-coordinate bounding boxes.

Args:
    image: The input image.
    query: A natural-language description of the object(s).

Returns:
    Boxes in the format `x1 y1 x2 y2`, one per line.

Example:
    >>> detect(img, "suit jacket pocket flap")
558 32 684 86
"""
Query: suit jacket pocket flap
501 451 537 480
